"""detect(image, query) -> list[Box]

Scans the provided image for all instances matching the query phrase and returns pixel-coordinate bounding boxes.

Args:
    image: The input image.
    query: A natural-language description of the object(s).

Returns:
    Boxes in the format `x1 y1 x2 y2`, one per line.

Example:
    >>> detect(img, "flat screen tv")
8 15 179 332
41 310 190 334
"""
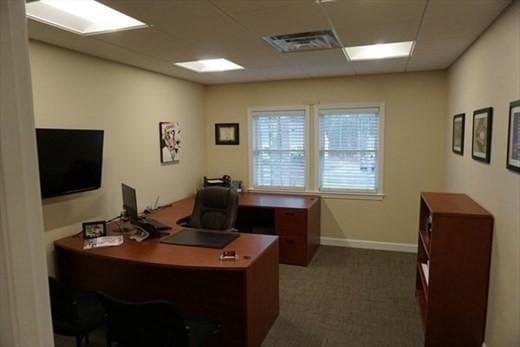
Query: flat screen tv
36 128 104 199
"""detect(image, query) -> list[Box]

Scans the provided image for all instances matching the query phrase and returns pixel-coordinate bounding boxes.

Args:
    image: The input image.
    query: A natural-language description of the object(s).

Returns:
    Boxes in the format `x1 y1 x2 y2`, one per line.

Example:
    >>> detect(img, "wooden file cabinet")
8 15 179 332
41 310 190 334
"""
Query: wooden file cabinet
276 208 308 265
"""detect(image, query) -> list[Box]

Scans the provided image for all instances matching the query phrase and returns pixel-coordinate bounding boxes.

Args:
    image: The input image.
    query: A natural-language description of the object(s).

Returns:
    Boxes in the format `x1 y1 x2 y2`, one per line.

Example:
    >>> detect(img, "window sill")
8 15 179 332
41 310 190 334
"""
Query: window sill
247 188 385 201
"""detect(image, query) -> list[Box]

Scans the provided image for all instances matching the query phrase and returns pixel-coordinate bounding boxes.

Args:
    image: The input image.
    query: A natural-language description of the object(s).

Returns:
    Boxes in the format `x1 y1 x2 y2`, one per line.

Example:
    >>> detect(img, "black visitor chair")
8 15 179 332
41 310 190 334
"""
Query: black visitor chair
48 277 106 347
98 293 221 347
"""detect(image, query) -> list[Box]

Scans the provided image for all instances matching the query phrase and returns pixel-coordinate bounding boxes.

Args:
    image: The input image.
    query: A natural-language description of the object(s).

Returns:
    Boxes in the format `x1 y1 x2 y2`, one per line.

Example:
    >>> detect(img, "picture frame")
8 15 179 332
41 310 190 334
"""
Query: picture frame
452 113 465 155
159 122 181 163
215 123 239 145
82 221 107 239
507 100 520 172
472 107 493 163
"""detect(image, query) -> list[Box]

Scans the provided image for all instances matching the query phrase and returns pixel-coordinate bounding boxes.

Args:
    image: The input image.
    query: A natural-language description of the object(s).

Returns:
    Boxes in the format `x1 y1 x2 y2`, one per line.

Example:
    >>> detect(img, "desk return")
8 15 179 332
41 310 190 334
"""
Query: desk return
235 193 321 266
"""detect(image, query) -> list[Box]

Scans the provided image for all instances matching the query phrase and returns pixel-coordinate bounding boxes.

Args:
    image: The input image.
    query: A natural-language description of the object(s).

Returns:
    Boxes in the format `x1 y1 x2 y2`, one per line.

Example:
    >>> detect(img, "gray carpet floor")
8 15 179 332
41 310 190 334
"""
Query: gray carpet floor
54 246 423 347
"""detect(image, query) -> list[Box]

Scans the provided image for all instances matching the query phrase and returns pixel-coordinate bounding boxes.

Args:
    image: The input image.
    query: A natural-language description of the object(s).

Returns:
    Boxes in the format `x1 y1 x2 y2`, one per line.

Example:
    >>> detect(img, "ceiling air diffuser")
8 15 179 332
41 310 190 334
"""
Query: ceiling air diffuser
263 30 341 53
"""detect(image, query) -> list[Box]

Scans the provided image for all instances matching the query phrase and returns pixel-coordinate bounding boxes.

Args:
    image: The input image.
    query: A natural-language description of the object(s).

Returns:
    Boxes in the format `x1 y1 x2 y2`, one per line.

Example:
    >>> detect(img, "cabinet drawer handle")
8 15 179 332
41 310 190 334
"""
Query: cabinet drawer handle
284 212 295 216
284 239 295 244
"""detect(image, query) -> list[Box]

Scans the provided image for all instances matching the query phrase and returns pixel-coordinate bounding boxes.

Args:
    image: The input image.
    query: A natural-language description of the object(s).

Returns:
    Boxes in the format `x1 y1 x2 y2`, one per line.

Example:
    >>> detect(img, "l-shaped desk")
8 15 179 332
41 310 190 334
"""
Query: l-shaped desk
54 192 321 346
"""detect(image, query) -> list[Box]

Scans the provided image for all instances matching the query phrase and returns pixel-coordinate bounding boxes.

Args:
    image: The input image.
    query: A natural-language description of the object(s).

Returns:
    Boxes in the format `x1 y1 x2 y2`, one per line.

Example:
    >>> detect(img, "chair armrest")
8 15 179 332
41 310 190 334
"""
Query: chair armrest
220 228 238 233
176 216 191 227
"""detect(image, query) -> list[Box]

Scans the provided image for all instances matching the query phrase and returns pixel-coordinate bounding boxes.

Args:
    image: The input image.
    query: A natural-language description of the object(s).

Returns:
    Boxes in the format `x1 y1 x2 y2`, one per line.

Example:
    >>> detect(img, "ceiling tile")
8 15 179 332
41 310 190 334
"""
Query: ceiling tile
212 0 330 36
417 0 511 42
406 37 474 71
351 57 409 75
28 21 197 82
95 28 198 62
199 65 309 85
281 49 346 66
27 0 513 84
322 0 427 46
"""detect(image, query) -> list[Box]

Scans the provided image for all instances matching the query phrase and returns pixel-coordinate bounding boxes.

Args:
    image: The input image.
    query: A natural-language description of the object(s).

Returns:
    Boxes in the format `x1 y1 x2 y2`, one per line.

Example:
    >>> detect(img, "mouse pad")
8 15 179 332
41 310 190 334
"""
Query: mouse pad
160 229 239 249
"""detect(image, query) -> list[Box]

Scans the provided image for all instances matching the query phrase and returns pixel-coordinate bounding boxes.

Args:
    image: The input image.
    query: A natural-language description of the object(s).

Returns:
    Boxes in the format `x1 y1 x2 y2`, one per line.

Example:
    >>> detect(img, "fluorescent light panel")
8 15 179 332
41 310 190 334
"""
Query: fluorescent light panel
26 0 147 36
175 59 244 73
344 41 415 61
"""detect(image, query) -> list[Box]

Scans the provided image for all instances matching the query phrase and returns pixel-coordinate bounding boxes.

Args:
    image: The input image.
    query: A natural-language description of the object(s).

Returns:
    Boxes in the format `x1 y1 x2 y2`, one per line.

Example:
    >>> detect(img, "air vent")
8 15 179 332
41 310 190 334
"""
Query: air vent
263 30 341 53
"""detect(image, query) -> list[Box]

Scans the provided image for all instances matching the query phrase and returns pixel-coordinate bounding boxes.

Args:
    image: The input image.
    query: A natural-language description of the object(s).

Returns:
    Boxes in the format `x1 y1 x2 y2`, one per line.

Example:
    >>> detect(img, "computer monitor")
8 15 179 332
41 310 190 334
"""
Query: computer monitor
121 183 171 234
121 183 139 223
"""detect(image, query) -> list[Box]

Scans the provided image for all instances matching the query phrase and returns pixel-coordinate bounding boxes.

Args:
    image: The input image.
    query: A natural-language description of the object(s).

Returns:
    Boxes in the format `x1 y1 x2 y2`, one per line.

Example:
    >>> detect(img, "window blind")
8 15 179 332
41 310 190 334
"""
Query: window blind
251 110 306 189
318 108 380 192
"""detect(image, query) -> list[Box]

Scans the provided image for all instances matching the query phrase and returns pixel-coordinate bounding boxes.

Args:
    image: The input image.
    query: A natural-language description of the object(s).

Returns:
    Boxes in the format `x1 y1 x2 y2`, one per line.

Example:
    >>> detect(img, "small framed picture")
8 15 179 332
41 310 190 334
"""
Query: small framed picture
82 221 107 239
507 100 520 172
215 123 239 145
159 121 181 163
452 113 465 155
472 107 493 163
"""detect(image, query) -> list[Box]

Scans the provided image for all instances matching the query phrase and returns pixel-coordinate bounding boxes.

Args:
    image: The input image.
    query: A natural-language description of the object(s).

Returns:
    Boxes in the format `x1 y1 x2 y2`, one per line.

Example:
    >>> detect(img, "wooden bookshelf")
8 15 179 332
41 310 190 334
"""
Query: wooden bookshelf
416 192 493 347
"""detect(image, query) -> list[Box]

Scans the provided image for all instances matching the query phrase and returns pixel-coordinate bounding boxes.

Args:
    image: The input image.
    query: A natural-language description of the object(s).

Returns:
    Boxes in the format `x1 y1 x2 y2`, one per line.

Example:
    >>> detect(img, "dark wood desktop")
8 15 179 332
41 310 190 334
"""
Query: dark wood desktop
54 192 320 346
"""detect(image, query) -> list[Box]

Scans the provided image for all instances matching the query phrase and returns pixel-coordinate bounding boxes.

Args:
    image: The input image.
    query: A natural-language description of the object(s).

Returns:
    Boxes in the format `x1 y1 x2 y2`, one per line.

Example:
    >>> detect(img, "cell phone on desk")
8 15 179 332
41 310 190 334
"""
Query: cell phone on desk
220 250 238 261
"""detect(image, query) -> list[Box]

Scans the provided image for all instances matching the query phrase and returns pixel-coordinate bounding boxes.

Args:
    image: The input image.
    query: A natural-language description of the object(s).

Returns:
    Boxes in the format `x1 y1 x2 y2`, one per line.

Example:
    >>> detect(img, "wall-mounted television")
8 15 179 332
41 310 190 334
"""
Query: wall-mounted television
36 128 104 199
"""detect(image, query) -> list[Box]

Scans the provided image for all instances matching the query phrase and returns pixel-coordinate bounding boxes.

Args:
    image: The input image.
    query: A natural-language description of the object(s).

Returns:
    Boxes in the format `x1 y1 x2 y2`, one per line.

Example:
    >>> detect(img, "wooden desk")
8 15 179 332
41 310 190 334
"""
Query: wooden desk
152 192 320 266
236 193 321 266
54 197 279 347
53 192 319 345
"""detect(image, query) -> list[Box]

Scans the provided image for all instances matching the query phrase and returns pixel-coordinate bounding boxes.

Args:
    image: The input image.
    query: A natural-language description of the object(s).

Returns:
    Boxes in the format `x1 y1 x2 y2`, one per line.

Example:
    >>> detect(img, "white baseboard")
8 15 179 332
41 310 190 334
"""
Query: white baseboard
320 237 417 253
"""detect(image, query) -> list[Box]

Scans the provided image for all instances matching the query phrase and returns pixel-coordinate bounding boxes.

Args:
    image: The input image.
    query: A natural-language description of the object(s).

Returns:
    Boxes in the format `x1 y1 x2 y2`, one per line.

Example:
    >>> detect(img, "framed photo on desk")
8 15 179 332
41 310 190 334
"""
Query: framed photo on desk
82 221 107 239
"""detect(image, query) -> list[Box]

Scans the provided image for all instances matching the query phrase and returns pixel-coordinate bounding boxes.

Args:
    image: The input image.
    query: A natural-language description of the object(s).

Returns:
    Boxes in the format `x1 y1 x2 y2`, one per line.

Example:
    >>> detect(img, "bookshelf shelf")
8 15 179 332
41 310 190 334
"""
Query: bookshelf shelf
417 263 428 296
418 229 430 258
416 192 493 347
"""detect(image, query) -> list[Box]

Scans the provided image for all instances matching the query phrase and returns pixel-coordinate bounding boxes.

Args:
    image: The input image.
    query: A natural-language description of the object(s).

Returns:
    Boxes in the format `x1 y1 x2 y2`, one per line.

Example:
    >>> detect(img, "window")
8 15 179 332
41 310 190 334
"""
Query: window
249 108 307 190
317 106 382 193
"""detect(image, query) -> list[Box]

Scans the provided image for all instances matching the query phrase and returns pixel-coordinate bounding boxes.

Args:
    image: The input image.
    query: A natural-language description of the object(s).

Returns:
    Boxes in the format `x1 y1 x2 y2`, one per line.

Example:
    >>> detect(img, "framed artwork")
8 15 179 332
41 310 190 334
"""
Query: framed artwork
507 100 520 172
82 221 107 239
472 107 493 163
215 123 239 145
452 113 465 155
160 122 181 163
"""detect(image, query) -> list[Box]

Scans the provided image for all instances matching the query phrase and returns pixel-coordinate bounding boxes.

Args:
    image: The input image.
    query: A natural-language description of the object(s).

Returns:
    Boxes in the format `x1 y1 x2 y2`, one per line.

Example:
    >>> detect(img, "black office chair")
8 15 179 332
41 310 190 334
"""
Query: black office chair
188 186 238 230
48 277 106 347
98 293 220 347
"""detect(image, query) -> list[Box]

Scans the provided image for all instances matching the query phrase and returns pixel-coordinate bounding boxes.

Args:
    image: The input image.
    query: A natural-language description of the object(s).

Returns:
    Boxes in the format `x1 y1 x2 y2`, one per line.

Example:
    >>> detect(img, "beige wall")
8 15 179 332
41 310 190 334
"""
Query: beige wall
446 3 520 346
29 42 207 273
205 72 448 244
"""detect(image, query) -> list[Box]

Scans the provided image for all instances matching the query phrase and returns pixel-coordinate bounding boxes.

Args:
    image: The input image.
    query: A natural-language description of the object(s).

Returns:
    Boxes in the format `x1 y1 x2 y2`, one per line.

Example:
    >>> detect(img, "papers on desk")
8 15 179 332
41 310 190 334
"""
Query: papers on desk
83 235 124 250
128 228 150 242
206 179 223 184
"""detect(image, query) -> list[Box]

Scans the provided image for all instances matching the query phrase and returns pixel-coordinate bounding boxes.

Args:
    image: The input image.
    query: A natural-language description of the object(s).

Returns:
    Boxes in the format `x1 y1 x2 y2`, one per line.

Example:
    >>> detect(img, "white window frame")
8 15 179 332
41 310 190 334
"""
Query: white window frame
248 105 310 192
314 103 385 199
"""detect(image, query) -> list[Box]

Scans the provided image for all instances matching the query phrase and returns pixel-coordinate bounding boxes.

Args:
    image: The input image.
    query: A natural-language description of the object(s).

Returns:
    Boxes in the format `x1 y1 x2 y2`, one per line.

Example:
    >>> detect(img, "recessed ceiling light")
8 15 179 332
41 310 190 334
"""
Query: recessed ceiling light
343 41 415 61
174 59 244 73
26 0 148 36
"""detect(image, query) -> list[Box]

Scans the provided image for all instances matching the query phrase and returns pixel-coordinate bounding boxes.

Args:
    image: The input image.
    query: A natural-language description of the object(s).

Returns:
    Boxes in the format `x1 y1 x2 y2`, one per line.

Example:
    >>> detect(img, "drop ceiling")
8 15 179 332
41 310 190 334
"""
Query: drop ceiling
27 0 512 85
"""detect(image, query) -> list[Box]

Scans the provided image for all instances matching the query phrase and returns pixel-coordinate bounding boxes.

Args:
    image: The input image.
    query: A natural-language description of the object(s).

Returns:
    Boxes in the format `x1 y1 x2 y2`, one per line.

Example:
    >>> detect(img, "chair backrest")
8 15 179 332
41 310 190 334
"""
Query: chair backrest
98 293 189 347
48 277 78 324
189 187 238 230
